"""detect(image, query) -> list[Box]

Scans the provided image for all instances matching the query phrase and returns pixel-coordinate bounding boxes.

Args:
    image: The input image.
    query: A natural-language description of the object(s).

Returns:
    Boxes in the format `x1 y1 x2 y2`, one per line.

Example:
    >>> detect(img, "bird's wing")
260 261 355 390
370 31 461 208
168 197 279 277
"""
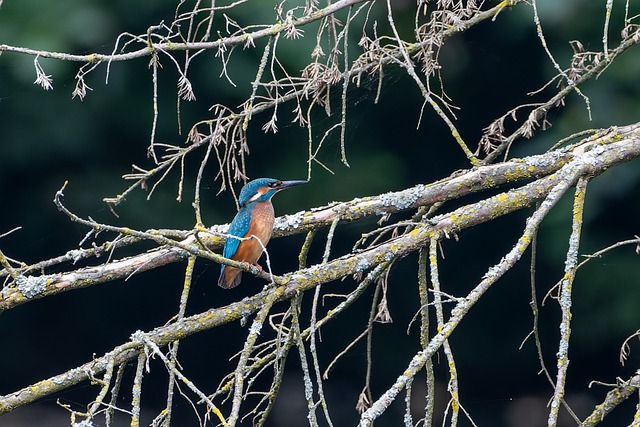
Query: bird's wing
223 207 252 260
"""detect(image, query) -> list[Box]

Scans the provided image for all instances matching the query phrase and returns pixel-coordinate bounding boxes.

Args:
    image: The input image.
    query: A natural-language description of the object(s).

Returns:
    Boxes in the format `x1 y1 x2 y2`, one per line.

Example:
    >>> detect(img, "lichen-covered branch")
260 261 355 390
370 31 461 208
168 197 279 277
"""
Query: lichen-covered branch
358 152 593 427
2 123 640 313
0 0 366 63
580 372 640 426
4 0 527 208
2 122 640 417
547 176 588 426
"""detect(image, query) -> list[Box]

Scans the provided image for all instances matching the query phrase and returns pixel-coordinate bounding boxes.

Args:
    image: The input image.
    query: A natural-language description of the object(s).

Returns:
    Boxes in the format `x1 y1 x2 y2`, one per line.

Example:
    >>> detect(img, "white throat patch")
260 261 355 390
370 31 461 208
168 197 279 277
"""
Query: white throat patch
247 187 271 203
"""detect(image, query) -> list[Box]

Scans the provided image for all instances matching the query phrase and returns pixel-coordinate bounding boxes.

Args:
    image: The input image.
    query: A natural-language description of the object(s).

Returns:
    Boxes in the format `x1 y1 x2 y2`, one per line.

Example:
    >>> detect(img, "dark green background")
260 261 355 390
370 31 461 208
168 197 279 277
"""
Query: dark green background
1 1 639 426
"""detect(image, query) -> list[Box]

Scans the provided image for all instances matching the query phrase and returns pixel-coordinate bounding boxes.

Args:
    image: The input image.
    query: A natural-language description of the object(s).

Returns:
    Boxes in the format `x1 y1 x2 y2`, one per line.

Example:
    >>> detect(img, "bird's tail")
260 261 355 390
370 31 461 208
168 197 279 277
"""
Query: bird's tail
218 265 243 289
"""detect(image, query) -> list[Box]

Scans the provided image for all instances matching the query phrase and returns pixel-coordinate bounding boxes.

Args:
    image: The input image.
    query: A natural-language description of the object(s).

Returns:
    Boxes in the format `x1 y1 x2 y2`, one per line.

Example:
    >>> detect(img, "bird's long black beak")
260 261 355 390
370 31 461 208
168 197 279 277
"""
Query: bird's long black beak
276 180 308 190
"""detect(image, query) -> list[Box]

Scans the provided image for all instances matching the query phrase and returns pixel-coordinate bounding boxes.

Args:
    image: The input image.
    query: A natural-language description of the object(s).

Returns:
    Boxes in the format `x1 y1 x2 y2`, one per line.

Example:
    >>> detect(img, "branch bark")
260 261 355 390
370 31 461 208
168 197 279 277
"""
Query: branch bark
2 122 640 415
0 0 368 63
2 123 640 312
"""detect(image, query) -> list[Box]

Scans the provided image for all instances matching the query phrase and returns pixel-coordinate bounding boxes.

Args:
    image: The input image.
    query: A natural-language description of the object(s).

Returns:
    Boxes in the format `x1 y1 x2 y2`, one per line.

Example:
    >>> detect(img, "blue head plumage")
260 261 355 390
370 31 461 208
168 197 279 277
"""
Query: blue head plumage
238 178 307 207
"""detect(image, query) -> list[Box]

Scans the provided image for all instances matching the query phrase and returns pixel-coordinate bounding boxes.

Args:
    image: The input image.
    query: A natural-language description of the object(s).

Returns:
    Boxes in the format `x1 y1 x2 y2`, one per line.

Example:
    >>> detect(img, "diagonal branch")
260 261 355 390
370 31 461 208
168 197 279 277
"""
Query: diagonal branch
580 372 640 426
2 122 640 414
2 123 640 312
358 156 594 427
0 0 368 63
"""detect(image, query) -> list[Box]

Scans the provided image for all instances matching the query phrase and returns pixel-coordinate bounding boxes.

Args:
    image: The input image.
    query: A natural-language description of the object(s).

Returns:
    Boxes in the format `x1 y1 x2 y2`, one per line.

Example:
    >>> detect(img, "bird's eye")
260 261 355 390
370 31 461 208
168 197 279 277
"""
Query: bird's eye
271 181 282 188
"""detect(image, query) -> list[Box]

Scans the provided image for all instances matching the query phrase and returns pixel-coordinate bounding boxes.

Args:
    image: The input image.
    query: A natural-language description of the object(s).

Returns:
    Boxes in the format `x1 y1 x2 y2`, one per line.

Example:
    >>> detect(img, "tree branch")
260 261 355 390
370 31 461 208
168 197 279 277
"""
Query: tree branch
3 123 640 312
2 122 640 414
0 0 368 63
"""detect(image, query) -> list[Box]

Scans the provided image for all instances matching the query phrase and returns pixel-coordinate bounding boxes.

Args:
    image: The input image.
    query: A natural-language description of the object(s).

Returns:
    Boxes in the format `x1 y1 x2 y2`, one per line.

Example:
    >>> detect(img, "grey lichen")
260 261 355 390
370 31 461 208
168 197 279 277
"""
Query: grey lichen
378 185 425 211
578 142 606 167
249 319 263 336
129 330 145 342
66 249 84 264
15 275 52 298
52 376 65 385
524 150 564 168
355 255 370 272
274 210 306 231
382 251 395 263
208 223 229 235
482 264 501 280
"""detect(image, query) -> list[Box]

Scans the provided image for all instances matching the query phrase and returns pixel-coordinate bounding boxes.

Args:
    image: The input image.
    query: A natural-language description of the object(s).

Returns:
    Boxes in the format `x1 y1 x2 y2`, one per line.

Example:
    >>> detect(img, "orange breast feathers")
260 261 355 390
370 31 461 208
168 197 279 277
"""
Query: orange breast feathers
231 201 275 265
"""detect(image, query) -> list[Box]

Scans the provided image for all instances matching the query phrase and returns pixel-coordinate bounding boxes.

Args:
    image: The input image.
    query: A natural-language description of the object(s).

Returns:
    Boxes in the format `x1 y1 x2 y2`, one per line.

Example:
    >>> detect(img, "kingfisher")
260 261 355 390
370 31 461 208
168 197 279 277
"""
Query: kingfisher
218 178 307 289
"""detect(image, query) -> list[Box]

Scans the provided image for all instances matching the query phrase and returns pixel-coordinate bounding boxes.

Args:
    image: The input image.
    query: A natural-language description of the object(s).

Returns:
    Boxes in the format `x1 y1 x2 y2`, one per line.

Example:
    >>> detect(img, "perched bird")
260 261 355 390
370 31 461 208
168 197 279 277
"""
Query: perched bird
218 178 307 289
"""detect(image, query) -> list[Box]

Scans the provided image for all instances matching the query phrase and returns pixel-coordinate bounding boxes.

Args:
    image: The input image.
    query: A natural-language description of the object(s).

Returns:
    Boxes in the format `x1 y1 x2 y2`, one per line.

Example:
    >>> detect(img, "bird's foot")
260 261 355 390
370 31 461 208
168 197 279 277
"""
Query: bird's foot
241 262 263 275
